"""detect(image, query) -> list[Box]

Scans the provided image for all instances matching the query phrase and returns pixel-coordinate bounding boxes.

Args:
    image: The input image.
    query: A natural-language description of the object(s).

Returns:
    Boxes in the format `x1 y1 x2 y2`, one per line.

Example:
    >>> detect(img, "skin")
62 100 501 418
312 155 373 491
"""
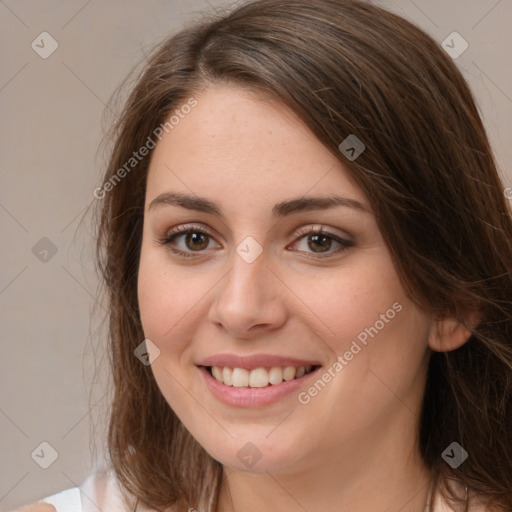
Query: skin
137 84 472 512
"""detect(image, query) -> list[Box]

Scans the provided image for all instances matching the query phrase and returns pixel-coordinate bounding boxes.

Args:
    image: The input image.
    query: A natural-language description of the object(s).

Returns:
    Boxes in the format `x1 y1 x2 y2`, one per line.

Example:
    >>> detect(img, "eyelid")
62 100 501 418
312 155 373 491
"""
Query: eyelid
164 223 217 239
292 223 352 242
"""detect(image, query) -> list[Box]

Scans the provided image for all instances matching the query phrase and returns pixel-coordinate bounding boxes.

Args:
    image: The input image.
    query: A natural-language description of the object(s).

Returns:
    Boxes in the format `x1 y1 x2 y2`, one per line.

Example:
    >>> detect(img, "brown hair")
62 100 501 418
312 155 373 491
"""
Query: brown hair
94 0 512 510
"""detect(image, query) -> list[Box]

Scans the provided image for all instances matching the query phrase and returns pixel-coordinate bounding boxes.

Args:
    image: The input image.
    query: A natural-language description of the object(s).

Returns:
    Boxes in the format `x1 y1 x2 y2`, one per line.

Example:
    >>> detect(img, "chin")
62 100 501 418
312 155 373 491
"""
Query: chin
199 436 307 475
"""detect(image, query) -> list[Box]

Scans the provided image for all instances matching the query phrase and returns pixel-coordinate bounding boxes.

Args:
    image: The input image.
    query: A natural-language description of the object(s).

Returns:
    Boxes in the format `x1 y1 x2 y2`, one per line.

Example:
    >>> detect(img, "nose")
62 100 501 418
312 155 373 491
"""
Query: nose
208 247 288 339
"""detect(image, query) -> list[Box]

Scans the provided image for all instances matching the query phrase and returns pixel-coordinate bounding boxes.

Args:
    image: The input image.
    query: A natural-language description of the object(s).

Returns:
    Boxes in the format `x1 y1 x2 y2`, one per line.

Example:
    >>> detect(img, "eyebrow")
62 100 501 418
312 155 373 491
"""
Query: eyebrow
148 192 370 217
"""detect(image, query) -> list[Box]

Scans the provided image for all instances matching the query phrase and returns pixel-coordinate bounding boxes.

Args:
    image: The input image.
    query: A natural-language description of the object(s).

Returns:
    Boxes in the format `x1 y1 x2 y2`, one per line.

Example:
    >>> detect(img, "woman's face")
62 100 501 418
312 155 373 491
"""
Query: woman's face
137 84 433 475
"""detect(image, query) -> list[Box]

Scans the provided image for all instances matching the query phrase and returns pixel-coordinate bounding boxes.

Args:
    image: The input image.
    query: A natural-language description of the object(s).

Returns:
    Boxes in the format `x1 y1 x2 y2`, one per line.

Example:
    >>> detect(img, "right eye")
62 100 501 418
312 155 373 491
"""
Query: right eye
157 224 221 258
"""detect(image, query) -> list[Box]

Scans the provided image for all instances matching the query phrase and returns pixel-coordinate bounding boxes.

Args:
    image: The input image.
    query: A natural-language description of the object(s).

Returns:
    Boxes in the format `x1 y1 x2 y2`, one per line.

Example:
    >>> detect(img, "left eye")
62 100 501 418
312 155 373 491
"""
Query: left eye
158 226 353 258
290 230 352 256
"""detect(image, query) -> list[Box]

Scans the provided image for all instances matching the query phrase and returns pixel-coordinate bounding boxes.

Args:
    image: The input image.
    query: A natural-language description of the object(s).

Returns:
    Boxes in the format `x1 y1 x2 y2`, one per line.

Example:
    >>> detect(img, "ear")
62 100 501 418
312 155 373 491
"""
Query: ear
427 310 481 352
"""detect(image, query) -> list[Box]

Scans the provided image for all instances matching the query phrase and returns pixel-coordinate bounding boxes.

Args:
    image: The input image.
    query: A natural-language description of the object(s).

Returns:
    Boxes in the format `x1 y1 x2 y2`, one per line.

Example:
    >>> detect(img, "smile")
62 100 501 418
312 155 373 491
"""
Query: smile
197 364 322 407
208 365 317 387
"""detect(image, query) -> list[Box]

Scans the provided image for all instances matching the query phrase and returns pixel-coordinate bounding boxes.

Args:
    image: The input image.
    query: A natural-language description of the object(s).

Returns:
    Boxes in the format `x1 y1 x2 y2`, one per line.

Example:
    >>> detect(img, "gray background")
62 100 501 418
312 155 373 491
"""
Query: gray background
1 0 511 509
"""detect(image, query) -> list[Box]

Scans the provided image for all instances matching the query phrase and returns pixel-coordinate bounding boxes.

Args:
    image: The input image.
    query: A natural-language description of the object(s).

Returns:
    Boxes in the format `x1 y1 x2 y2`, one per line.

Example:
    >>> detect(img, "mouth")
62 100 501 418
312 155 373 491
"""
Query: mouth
197 363 323 408
204 364 321 387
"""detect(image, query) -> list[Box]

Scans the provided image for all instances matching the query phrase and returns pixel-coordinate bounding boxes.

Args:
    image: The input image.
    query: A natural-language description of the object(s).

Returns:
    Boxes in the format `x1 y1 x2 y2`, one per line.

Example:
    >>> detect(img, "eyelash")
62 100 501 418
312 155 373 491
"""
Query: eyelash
156 224 354 259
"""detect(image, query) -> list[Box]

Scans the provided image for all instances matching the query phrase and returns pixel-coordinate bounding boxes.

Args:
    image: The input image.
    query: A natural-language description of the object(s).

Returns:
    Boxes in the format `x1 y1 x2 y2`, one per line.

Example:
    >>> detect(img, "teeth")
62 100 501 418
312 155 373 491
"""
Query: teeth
222 367 233 386
268 366 283 385
283 366 296 381
210 365 315 387
211 366 223 381
232 368 249 387
249 368 269 388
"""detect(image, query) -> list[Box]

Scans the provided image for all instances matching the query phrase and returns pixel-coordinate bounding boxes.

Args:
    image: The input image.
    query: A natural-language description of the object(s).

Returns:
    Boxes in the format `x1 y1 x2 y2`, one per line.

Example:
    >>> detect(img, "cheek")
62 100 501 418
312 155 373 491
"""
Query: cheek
137 246 220 358
289 253 409 348
290 252 431 397
316 259 430 409
137 247 192 345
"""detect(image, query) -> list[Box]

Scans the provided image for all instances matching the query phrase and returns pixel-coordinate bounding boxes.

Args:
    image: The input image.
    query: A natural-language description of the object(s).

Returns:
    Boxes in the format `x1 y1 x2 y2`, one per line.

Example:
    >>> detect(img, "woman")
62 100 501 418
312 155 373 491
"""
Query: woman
17 0 512 511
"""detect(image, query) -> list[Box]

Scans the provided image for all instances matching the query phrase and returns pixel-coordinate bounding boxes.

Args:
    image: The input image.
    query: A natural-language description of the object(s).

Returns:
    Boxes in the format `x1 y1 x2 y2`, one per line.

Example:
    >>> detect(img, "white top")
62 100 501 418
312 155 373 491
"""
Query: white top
14 468 491 512
13 468 134 512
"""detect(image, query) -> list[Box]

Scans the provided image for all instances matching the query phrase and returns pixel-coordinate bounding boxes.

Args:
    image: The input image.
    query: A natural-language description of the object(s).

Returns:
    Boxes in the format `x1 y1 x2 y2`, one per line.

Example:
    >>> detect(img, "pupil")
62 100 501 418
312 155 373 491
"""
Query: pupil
186 232 208 251
309 234 331 252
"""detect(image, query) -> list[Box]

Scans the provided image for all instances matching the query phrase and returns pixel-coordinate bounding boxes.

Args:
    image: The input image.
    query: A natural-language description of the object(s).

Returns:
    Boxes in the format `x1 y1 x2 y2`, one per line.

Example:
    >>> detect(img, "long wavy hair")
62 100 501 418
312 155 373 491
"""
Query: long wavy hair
94 1 512 510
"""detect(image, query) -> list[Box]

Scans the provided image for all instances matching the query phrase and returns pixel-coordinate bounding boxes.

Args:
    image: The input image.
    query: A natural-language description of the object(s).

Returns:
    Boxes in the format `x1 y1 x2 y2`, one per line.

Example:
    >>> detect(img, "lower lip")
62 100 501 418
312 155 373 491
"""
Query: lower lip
197 366 321 408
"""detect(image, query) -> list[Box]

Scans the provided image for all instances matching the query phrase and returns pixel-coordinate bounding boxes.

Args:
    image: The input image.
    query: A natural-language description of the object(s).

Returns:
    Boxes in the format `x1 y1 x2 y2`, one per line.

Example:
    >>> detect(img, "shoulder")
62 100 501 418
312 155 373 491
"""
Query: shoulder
77 467 167 512
11 467 136 512
11 486 82 512
15 505 57 512
78 466 129 512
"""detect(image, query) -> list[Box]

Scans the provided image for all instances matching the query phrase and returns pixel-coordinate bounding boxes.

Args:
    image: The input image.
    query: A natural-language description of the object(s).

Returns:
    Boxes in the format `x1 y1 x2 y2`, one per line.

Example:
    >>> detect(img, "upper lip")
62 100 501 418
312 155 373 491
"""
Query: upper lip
198 353 322 370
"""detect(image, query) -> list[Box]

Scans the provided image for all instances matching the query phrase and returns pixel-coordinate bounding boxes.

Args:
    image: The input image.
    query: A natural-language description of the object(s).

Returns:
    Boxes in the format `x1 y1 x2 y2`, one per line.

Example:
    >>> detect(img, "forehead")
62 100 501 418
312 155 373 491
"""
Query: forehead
145 84 367 213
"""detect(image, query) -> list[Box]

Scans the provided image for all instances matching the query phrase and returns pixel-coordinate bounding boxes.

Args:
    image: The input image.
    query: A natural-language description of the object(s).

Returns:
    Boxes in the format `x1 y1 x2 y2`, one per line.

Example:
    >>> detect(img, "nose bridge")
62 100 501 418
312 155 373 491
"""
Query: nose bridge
223 237 269 303
209 235 287 335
